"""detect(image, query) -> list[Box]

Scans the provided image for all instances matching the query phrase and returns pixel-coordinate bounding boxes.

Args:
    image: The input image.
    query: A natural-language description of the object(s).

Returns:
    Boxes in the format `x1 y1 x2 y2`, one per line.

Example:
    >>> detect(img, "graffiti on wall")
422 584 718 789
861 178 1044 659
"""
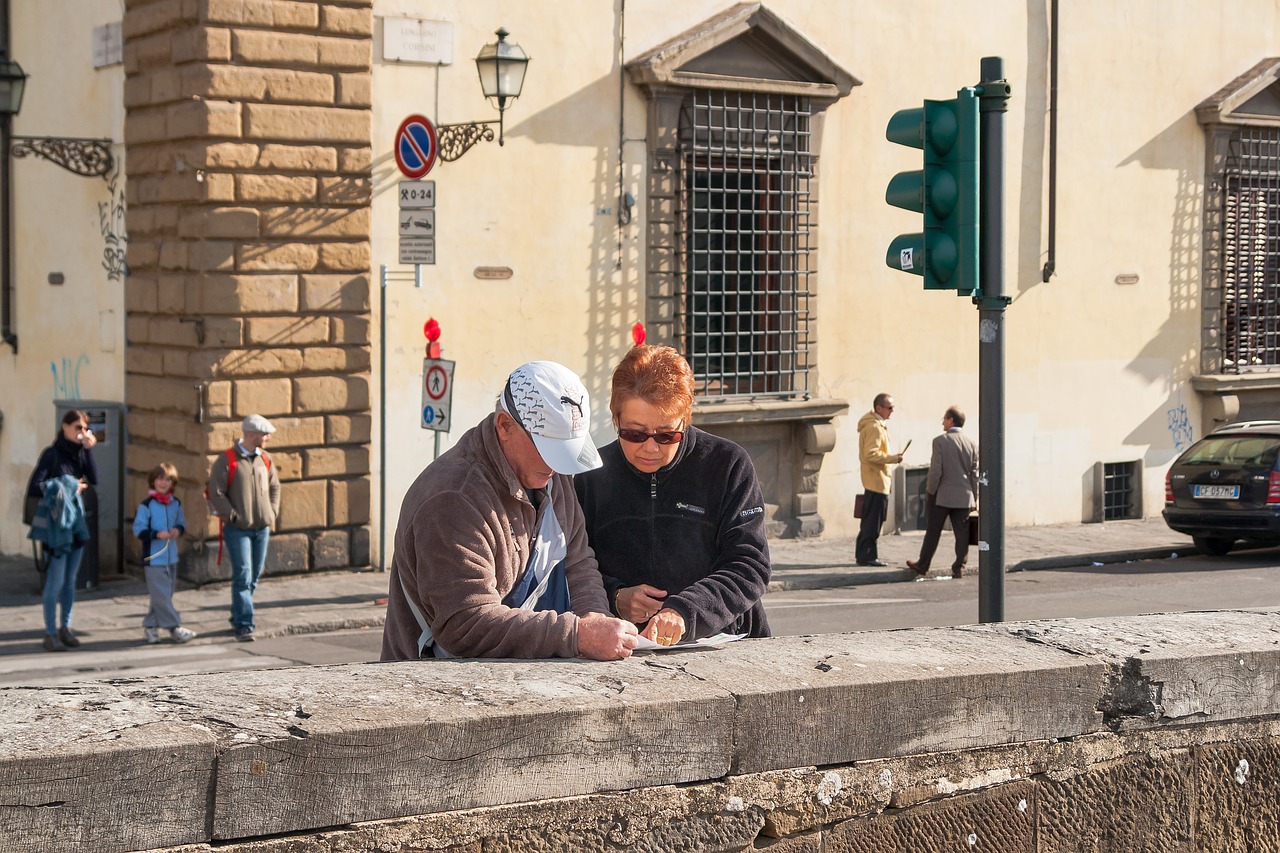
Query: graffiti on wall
98 170 128 281
52 354 90 400
1167 401 1193 452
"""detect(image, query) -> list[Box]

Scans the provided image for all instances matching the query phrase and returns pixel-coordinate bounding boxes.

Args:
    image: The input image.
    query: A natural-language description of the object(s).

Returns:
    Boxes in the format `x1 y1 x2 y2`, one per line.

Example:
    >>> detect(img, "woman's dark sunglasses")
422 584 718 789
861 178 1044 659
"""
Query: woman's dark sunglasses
617 428 684 446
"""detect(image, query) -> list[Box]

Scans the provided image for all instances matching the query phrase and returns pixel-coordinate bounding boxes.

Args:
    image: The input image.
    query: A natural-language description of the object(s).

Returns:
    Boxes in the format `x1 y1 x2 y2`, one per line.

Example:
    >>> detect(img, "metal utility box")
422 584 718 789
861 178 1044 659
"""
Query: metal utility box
54 400 125 587
897 465 931 533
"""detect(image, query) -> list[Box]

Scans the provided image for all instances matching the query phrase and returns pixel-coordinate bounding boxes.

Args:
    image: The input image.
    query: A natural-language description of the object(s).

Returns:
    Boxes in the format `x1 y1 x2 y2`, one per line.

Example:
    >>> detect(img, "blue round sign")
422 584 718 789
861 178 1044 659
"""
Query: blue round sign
395 114 438 179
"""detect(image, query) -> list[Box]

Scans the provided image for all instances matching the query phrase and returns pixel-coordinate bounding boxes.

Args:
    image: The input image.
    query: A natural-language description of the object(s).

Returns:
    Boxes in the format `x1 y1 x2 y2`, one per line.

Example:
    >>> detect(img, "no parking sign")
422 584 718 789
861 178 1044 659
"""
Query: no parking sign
395 114 438 179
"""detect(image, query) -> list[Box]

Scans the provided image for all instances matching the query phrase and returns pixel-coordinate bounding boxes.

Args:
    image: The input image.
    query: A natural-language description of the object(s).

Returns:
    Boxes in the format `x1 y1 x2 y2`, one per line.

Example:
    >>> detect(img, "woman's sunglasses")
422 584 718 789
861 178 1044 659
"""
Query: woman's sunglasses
617 428 684 446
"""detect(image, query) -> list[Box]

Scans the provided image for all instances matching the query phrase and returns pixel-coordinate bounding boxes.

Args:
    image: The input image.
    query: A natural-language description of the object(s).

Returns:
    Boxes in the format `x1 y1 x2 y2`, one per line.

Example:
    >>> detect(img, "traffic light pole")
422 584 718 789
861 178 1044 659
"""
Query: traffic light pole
976 57 1011 623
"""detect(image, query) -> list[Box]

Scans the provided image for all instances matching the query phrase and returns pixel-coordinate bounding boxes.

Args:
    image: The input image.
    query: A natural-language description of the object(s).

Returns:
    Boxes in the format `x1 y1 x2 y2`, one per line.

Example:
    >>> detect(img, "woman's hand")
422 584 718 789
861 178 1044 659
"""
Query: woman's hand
640 609 687 646
81 430 97 449
76 478 88 494
615 584 668 624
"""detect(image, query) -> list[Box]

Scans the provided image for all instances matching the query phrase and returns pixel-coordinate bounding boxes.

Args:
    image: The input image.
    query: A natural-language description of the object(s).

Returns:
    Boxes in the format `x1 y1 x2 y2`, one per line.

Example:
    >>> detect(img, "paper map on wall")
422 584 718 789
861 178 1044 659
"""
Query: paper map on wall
634 632 747 652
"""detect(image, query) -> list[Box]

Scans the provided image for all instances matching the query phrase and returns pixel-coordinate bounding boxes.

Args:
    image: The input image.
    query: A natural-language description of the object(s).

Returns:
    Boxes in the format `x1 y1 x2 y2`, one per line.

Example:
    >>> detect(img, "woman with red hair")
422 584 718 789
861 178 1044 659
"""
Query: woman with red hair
575 345 771 646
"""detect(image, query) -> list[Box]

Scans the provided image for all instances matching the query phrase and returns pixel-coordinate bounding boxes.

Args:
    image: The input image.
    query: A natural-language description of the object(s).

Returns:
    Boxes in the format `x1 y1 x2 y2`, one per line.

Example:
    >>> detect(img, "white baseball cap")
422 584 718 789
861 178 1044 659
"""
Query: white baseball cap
499 361 602 476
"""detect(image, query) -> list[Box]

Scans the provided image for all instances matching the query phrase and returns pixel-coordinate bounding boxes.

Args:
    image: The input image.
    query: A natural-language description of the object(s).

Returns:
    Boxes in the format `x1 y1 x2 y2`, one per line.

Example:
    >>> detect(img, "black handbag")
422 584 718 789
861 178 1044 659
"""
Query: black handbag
22 463 41 526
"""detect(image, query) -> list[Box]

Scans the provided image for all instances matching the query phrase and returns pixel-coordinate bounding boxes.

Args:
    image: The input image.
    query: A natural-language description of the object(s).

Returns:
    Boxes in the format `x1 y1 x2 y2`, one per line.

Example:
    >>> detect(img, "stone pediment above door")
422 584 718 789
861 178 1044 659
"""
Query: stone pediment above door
627 2 859 103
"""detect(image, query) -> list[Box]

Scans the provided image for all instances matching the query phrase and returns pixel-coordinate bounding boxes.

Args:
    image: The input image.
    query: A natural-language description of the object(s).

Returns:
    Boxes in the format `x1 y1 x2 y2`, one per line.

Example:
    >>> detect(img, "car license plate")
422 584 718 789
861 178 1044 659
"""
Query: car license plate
1193 484 1240 499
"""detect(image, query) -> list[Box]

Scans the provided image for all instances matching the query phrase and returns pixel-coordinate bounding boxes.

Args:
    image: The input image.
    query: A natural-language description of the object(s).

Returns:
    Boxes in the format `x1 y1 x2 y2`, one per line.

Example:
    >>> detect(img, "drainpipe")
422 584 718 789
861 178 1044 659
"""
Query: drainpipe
1041 0 1058 283
0 0 15 352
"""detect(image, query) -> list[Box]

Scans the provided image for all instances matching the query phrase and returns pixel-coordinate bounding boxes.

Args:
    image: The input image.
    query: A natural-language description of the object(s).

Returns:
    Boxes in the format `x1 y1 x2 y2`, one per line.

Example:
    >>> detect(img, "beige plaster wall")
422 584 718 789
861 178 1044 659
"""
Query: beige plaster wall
0 0 126 554
369 1 1278 545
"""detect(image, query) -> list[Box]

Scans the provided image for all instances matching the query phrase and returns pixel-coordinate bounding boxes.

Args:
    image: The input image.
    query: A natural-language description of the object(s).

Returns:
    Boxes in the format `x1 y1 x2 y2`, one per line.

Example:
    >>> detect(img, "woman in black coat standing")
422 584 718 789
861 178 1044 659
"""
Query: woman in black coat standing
27 409 98 651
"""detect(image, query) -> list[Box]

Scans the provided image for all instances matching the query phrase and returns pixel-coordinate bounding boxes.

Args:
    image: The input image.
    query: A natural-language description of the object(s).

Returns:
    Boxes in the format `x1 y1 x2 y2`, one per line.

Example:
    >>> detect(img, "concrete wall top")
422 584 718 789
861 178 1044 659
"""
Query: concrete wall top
2 609 1280 851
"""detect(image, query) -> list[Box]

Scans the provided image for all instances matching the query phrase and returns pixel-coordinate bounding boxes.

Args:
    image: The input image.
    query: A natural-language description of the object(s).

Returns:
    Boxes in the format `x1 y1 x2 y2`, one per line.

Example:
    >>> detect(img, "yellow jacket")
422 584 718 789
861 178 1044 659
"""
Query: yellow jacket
858 410 897 493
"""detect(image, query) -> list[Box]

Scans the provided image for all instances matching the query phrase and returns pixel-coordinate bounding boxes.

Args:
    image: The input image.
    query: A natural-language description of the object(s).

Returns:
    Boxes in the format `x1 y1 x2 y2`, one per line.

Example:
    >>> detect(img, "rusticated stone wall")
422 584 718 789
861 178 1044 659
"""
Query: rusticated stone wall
121 0 373 581
2 612 1279 852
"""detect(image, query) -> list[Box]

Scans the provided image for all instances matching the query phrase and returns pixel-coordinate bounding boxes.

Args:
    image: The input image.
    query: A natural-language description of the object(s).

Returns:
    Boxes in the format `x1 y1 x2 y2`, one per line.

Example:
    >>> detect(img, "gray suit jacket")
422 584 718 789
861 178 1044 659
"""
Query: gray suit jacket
926 428 979 509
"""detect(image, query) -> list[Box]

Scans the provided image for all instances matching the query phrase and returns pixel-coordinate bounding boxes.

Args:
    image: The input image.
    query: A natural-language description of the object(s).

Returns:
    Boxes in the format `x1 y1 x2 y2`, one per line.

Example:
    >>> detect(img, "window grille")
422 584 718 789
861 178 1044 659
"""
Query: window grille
1102 461 1140 521
675 90 813 400
1222 127 1280 372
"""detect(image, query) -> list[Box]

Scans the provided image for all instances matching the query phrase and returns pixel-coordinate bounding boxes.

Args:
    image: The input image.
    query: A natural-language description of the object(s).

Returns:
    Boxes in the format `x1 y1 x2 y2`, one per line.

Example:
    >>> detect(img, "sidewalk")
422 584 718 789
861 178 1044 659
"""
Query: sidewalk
0 517 1193 656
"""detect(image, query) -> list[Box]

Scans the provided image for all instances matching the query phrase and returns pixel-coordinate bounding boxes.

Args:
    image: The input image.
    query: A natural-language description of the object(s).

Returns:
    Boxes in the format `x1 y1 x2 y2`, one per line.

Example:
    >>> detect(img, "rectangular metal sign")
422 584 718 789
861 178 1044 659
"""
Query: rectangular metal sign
399 180 436 209
399 209 435 237
421 358 456 432
399 237 436 265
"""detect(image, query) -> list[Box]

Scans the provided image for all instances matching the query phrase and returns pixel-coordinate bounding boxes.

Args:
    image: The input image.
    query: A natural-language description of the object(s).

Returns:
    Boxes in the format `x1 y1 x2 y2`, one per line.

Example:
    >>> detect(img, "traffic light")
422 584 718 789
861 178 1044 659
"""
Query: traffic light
885 88 979 296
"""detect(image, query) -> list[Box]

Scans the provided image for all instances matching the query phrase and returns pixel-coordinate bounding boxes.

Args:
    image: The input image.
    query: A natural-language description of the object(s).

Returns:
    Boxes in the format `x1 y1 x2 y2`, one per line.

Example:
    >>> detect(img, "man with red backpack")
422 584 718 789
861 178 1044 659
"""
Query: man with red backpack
206 414 281 641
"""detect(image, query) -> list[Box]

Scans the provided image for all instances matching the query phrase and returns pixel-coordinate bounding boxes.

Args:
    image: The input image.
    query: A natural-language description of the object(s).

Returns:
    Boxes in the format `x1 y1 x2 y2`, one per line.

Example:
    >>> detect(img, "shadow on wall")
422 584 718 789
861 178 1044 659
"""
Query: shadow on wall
1119 112 1203 458
496 4 645 422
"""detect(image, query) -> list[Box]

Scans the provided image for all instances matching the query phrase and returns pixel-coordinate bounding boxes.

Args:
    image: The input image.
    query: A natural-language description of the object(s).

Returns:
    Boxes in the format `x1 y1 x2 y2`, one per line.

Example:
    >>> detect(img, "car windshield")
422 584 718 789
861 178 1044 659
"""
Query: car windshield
1181 435 1280 467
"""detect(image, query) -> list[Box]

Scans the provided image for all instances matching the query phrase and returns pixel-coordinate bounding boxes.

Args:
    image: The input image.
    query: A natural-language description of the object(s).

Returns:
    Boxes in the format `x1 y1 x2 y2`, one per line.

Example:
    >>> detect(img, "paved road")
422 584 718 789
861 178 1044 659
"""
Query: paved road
5 548 1277 687
766 547 1280 634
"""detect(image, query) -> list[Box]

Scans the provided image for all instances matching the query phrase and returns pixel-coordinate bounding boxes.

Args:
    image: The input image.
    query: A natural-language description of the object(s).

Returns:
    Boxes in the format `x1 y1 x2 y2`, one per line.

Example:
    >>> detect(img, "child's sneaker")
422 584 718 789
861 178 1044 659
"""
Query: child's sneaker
143 627 160 645
170 626 196 644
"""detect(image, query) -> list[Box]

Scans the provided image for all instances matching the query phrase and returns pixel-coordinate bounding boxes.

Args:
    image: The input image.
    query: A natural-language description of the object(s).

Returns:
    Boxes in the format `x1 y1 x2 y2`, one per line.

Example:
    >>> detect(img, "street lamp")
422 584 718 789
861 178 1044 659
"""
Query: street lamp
474 28 529 146
437 28 531 162
0 59 27 116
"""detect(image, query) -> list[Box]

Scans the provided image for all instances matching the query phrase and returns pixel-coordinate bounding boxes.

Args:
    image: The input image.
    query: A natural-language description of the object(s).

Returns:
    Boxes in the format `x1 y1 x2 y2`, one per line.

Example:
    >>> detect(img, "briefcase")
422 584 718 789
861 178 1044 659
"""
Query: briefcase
967 513 980 545
854 493 865 519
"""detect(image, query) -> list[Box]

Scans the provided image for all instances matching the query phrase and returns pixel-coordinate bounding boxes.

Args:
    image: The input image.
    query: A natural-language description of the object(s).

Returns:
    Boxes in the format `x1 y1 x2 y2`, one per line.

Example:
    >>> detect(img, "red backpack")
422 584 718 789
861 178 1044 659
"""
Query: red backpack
205 448 272 565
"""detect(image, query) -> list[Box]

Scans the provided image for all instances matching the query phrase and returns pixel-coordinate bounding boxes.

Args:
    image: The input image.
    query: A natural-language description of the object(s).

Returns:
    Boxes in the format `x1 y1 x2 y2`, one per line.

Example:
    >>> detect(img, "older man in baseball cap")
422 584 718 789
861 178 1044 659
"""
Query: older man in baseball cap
382 361 639 661
207 413 281 642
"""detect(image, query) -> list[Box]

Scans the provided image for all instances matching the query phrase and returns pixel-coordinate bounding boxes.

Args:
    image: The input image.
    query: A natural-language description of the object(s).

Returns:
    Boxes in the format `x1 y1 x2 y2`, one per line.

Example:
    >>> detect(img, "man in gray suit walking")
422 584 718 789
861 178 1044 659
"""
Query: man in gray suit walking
907 406 979 579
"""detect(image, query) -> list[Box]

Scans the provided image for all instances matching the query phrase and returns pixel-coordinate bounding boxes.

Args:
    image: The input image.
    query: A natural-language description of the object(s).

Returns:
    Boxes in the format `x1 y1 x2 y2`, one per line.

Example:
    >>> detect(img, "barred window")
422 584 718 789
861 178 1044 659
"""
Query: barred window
676 90 813 400
1101 461 1140 521
1222 127 1280 372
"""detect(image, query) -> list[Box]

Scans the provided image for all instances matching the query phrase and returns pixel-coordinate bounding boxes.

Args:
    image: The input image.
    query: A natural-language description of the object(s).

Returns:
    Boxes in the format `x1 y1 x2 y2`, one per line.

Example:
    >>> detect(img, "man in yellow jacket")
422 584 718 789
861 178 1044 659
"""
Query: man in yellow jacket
855 394 905 566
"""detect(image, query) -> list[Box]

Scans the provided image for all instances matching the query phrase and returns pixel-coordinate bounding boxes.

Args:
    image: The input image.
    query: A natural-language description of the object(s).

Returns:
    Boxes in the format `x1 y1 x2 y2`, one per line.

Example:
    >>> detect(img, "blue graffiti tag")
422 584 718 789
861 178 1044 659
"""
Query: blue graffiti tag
1167 403 1193 452
51 354 90 399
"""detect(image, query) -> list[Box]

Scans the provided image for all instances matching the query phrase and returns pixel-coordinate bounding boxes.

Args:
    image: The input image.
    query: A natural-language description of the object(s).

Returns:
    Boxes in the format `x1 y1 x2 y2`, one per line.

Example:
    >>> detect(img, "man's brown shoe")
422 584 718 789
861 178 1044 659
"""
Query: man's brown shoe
907 560 928 577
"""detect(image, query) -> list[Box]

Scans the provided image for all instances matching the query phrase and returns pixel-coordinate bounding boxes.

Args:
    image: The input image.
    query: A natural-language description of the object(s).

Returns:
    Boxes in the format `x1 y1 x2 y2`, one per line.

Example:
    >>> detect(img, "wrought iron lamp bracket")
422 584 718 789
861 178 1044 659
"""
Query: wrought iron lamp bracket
11 135 114 178
436 121 498 162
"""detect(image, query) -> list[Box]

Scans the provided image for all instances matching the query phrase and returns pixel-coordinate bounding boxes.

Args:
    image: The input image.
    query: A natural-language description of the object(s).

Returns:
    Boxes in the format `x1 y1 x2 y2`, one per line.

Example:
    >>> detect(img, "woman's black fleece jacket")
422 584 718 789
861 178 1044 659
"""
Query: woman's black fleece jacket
574 425 771 640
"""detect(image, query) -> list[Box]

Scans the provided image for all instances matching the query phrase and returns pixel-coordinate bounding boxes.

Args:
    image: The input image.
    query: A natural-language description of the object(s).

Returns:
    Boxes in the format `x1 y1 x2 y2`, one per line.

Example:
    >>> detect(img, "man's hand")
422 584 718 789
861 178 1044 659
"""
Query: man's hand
577 612 639 660
615 583 668 624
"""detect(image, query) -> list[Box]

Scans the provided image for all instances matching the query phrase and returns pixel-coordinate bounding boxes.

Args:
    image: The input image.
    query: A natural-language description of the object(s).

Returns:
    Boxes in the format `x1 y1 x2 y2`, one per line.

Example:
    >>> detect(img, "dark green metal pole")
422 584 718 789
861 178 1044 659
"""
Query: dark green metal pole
976 57 1011 623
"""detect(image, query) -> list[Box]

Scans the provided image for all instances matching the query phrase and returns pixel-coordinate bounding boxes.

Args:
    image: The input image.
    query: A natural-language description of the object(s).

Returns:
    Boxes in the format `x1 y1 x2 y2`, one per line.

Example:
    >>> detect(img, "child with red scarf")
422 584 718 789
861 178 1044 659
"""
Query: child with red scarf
133 463 195 644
